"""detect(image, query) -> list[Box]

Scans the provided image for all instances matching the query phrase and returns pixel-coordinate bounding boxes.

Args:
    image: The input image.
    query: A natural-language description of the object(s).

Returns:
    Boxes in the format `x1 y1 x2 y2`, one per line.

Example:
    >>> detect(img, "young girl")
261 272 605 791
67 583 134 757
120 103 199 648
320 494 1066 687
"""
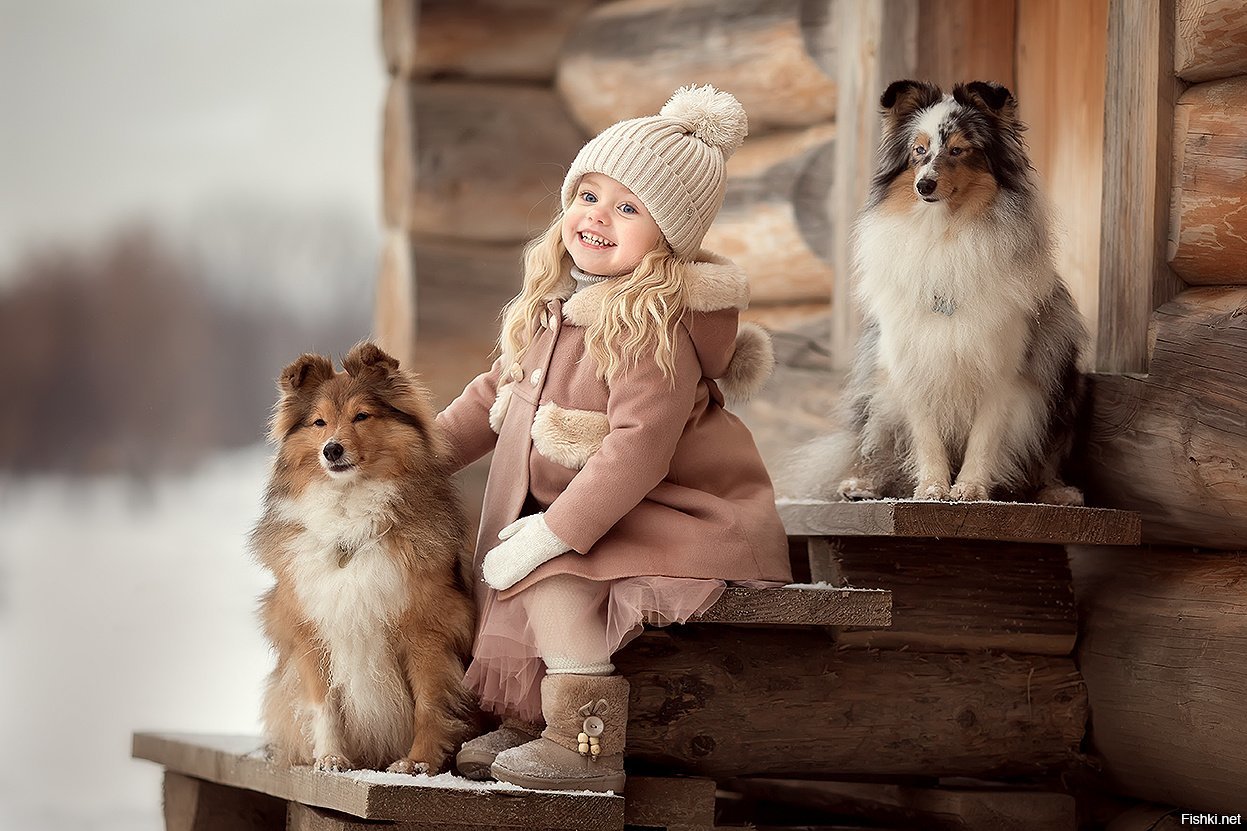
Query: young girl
435 85 792 793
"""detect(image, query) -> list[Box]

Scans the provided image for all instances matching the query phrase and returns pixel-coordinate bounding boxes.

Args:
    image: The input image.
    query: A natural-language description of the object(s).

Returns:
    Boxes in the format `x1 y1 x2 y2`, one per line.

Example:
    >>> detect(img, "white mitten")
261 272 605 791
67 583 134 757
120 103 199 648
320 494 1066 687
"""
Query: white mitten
481 513 572 591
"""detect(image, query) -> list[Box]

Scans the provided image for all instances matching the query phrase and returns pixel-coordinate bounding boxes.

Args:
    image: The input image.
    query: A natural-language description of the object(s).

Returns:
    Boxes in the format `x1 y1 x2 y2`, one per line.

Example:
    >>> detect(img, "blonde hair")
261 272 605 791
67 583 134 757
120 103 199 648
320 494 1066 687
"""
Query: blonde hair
498 214 687 385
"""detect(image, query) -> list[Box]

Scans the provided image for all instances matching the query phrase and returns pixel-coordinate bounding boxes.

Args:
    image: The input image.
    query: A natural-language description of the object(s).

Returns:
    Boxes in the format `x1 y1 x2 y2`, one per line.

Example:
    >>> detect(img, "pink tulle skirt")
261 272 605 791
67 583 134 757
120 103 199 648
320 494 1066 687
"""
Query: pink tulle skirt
464 576 727 723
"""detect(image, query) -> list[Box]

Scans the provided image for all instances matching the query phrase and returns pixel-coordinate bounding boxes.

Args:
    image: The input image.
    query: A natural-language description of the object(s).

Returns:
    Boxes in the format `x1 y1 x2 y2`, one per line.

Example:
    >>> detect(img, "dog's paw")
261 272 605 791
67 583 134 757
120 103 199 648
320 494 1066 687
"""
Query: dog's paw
837 477 880 501
1036 484 1084 506
914 479 950 500
386 758 430 776
314 753 353 773
950 481 989 502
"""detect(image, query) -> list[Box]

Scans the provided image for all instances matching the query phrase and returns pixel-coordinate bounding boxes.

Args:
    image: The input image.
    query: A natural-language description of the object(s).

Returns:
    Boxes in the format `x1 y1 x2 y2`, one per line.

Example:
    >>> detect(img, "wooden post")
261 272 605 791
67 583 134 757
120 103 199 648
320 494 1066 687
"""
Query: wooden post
163 771 286 831
830 0 917 370
1097 0 1183 372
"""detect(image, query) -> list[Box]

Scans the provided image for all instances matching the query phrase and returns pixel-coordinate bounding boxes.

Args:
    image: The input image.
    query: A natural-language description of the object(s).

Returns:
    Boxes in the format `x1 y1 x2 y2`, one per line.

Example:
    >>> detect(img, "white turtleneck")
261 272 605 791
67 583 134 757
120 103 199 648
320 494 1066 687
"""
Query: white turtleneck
570 266 612 295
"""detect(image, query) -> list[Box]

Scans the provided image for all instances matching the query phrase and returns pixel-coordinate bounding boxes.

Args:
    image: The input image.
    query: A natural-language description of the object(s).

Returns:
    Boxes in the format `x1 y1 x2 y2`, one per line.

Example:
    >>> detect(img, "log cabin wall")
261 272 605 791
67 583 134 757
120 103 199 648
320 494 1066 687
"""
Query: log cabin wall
1071 0 1247 818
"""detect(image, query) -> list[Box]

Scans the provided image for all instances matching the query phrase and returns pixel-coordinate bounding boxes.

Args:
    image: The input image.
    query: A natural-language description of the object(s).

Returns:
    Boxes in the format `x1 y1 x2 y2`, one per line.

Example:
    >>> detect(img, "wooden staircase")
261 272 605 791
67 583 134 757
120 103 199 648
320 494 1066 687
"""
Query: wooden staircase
134 500 1140 830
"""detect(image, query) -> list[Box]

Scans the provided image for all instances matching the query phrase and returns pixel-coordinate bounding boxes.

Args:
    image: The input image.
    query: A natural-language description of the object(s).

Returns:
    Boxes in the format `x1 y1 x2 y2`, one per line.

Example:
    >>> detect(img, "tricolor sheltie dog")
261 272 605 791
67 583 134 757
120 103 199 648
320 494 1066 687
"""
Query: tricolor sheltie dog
792 80 1087 504
251 342 476 774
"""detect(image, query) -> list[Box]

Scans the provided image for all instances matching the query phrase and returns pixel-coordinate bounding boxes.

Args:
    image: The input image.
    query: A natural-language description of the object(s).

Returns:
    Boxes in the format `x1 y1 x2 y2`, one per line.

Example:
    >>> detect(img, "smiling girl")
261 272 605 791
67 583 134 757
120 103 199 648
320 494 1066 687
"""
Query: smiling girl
435 85 791 793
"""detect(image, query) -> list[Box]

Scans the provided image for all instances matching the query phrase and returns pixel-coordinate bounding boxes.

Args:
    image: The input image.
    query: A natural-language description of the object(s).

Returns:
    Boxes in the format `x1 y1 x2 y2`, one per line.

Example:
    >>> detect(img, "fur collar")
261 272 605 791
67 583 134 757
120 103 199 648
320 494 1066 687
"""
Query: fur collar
553 250 750 328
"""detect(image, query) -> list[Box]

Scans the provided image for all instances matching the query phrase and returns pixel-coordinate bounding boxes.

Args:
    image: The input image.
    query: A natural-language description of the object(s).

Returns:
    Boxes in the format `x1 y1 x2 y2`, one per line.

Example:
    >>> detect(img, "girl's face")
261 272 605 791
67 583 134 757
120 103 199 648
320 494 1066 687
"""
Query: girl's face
561 173 663 277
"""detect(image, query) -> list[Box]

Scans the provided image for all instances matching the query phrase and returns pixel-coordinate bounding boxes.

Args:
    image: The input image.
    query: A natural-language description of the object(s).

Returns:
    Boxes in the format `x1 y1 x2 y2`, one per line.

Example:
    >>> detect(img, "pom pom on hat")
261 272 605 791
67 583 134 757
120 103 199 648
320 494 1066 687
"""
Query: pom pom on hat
660 84 748 158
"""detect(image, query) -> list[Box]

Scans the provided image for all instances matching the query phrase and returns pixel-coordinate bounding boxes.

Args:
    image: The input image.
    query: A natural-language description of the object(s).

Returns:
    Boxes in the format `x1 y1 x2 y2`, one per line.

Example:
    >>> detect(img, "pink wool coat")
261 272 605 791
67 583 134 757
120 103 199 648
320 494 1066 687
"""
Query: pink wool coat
436 251 792 600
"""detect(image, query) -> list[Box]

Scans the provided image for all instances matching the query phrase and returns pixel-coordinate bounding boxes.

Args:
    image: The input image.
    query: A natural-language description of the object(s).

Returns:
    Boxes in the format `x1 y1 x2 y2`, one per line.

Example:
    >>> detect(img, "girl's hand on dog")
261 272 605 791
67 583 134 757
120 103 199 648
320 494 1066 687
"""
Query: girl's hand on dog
482 513 571 590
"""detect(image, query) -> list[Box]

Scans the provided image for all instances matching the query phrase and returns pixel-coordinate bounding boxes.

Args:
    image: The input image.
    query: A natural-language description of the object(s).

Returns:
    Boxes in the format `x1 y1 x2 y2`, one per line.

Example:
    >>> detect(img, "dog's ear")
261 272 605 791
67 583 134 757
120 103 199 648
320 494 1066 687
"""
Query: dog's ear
880 80 943 123
279 353 335 394
343 341 400 379
953 81 1018 122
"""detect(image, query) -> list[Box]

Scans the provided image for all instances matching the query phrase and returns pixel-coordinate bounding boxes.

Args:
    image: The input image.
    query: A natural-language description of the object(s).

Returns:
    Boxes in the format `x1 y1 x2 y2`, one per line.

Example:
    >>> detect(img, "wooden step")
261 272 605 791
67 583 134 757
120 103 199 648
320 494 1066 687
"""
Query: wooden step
778 498 1141 545
132 732 621 829
134 732 722 830
693 585 890 627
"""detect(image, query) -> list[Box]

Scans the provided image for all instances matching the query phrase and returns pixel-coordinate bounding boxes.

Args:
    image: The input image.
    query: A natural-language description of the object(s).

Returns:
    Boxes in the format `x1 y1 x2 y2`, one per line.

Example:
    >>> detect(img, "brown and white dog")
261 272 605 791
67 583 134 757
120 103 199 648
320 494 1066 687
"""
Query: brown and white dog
786 80 1087 504
251 342 475 774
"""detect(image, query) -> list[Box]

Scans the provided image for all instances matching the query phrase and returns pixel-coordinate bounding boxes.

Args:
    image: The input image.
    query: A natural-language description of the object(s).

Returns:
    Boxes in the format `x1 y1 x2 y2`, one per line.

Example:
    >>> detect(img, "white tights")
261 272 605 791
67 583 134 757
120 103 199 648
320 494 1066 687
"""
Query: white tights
519 574 614 676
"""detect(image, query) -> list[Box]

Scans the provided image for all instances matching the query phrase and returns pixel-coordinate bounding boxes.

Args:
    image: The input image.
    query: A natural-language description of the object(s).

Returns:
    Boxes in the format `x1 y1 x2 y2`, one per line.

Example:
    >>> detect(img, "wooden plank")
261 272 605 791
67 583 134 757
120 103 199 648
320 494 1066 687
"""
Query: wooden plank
813 538 1075 655
1084 287 1247 549
729 778 1076 831
164 771 286 831
132 733 622 828
1071 545 1247 813
1175 0 1247 82
705 124 837 306
1169 76 1247 285
618 628 1088 779
555 0 838 135
287 800 556 831
915 0 1018 91
624 776 717 829
691 585 891 627
407 1 592 83
777 499 1141 545
830 0 918 371
1097 0 1182 373
1016 0 1110 341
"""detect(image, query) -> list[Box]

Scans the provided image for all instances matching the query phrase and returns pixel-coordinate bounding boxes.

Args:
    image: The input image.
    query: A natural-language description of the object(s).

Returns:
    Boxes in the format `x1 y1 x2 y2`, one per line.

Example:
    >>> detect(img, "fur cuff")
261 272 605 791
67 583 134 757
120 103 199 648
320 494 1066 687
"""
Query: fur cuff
539 674 630 757
715 322 775 403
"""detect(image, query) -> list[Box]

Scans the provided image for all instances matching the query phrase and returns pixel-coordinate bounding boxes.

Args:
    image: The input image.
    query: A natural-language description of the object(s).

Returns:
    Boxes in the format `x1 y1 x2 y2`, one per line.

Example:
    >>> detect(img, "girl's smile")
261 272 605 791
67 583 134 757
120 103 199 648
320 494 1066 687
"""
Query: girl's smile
561 172 663 276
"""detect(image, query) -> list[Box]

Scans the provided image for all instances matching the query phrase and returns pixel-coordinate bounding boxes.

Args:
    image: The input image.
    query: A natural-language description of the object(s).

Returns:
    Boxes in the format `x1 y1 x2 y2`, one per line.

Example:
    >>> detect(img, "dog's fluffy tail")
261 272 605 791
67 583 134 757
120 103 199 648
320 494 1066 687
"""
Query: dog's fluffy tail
773 432 855 500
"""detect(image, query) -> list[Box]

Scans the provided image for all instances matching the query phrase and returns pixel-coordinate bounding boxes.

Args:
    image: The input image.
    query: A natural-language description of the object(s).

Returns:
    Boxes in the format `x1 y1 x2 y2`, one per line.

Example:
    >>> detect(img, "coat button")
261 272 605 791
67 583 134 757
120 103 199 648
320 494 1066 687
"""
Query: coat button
540 312 549 329
509 362 523 382
530 367 543 386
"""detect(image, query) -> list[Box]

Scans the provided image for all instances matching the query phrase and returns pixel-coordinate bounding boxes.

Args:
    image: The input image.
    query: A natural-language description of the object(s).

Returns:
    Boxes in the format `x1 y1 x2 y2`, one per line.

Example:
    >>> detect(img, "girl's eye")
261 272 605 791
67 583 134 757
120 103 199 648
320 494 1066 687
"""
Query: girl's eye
913 145 927 156
313 418 326 427
619 203 638 215
950 147 964 157
353 413 369 422
580 191 597 203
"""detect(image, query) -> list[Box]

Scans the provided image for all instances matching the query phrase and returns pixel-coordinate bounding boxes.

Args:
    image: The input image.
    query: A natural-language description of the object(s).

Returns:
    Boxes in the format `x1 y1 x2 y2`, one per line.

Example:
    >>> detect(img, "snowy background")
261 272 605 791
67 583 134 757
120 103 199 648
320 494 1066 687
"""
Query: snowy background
0 2 385 828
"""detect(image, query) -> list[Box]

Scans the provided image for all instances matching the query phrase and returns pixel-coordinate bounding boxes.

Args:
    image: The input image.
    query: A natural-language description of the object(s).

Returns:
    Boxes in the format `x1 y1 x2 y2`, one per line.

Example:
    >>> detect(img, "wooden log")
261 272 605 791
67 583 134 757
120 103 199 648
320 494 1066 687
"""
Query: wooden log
1016 0 1109 338
704 125 836 306
375 230 416 371
810 537 1076 655
728 778 1076 831
617 627 1088 779
164 771 286 831
830 0 918 370
555 0 838 136
1169 76 1247 285
1084 287 1247 549
1070 545 1247 813
384 81 586 241
402 1 593 83
134 733 623 827
1105 804 1188 830
1175 0 1247 82
380 0 419 77
1097 0 1183 373
777 499 1141 546
398 237 523 409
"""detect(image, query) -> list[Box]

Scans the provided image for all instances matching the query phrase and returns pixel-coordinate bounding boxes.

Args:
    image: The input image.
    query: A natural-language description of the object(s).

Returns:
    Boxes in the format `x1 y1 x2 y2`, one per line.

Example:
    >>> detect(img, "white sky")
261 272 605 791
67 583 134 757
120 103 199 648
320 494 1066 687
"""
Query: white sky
0 0 384 272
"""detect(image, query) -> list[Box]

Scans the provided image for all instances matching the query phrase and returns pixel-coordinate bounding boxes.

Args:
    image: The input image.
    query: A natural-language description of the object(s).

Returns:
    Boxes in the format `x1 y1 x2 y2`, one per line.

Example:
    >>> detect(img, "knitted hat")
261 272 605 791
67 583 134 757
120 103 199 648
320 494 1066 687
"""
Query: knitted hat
561 85 748 260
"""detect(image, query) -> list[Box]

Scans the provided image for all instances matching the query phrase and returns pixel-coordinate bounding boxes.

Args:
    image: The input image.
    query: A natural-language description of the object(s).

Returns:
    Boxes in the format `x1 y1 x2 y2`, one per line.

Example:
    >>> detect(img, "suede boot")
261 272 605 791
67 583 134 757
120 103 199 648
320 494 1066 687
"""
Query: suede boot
454 718 543 780
490 674 628 793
